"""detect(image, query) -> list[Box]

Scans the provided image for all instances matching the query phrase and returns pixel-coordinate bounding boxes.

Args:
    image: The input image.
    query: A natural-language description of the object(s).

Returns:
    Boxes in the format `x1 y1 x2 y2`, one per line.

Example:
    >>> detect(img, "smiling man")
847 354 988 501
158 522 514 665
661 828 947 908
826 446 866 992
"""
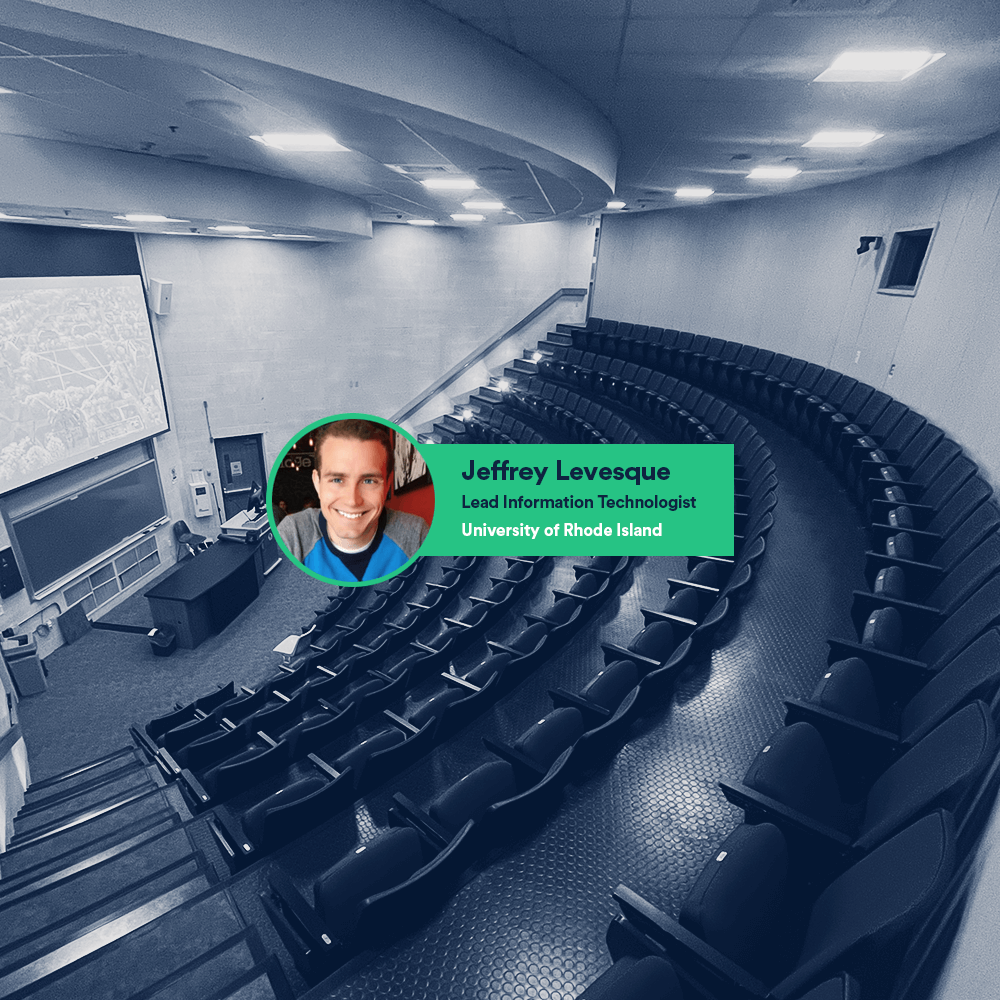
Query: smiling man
278 419 429 582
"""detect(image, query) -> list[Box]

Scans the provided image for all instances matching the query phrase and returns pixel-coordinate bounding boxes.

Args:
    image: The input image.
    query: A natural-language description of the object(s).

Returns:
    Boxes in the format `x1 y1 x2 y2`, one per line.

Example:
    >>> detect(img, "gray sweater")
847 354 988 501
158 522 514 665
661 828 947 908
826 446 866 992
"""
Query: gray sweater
278 506 428 562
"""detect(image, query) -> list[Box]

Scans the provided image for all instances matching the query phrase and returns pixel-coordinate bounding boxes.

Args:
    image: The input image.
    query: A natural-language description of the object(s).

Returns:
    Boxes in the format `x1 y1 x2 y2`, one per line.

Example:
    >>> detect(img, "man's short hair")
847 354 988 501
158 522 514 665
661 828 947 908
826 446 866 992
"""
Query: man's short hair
312 419 394 480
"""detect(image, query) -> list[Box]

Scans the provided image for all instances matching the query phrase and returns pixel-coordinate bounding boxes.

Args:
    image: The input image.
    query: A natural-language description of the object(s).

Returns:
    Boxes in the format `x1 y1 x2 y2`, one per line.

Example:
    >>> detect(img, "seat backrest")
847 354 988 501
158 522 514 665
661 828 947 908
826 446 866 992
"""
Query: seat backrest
858 702 994 851
743 723 846 830
861 607 903 653
407 686 468 729
903 628 1000 742
333 727 406 774
918 573 1000 670
680 822 793 982
514 707 585 768
926 475 994 538
509 621 549 654
809 658 880 727
779 811 955 1000
926 535 1000 614
581 659 639 712
313 826 424 939
628 621 676 662
428 760 517 832
932 500 999 572
462 651 511 687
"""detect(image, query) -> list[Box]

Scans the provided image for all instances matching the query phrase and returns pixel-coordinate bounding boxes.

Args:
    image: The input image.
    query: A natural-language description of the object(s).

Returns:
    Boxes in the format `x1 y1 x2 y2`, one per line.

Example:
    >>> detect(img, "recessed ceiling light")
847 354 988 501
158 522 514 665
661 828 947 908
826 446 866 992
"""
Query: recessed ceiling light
209 225 262 233
249 133 349 152
606 200 626 209
451 213 484 221
748 166 802 179
463 201 504 210
0 87 15 95
272 234 319 239
804 130 883 148
81 223 136 229
814 50 945 83
675 187 714 199
421 177 478 190
115 213 189 223
407 219 437 226
0 212 37 220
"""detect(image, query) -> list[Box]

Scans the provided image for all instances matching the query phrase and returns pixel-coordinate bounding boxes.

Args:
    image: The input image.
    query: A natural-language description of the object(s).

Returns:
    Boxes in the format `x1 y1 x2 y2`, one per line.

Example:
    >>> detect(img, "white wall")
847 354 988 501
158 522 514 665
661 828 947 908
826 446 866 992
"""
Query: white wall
592 130 1000 489
0 217 593 647
140 217 594 509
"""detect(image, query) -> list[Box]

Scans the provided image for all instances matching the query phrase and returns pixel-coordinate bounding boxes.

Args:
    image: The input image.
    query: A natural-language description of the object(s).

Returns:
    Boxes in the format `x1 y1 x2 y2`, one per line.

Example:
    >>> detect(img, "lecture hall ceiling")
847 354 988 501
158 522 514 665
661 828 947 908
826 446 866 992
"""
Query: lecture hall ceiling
0 0 997 239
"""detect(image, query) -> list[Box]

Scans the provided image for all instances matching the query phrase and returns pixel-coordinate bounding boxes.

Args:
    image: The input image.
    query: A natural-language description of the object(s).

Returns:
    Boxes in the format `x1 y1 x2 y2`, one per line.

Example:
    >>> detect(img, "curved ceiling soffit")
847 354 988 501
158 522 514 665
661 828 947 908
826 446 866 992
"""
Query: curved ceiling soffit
12 0 620 216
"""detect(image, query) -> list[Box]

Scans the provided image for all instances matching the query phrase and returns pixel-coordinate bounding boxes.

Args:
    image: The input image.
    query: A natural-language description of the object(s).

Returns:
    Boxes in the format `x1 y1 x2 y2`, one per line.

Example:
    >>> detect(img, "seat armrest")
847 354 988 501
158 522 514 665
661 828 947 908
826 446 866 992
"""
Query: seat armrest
612 885 769 998
718 780 854 857
482 736 548 779
268 867 342 955
783 699 902 761
547 687 612 723
389 791 453 850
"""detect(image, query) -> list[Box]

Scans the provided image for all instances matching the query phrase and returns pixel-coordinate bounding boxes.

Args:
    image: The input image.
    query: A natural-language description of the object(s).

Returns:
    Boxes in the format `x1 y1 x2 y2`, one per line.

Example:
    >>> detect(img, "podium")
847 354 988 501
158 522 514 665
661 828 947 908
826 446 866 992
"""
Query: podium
219 510 281 576
145 543 260 648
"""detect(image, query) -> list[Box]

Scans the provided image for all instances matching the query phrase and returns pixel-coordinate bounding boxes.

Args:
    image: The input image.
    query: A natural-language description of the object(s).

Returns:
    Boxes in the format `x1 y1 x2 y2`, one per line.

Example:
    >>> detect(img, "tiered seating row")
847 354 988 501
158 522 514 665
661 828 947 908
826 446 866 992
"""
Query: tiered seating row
563 316 998 1000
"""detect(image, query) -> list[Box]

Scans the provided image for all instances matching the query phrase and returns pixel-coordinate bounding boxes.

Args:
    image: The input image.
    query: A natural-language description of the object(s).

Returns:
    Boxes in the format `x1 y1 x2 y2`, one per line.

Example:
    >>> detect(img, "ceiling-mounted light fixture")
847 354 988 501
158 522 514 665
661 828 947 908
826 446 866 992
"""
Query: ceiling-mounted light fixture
209 225 263 233
675 187 714 199
804 130 883 148
463 200 504 210
115 213 190 223
249 133 349 151
748 166 801 179
606 200 626 209
451 213 484 221
407 219 437 226
815 50 945 83
421 177 478 190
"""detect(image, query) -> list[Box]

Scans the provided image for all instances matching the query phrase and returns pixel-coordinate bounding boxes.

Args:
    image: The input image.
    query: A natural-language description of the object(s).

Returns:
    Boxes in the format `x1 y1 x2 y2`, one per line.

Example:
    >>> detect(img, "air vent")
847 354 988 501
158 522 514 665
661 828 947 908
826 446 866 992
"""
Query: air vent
384 164 454 174
756 0 900 14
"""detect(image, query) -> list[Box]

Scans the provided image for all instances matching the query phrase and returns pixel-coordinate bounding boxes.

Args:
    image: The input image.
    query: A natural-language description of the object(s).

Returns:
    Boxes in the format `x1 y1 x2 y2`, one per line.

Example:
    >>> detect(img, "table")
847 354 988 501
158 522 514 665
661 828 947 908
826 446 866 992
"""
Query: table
145 541 261 648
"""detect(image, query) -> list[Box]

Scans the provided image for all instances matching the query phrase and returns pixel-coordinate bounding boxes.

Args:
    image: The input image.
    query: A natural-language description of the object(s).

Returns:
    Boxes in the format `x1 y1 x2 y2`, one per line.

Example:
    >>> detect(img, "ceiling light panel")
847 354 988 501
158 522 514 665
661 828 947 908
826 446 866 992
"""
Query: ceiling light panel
421 177 478 190
116 213 189 223
249 133 349 151
675 187 714 199
804 130 883 148
814 50 945 83
463 201 504 210
451 213 484 221
606 200 626 209
407 219 437 226
748 166 801 179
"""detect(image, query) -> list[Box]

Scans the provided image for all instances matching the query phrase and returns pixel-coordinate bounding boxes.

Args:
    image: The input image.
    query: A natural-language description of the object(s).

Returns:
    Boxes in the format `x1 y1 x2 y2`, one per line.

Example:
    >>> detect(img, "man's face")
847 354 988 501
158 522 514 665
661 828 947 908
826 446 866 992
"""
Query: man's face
312 435 389 550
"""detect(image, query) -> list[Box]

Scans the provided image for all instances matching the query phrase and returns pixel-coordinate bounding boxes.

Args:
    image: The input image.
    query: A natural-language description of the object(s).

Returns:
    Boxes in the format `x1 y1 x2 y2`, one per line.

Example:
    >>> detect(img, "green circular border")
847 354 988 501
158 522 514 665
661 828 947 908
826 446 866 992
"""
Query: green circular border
267 413 435 587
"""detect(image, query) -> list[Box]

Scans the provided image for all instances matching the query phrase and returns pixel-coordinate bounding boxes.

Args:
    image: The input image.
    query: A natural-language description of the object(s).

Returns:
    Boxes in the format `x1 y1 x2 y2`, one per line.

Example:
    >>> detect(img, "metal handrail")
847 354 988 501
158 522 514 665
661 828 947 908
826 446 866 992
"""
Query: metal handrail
391 287 586 425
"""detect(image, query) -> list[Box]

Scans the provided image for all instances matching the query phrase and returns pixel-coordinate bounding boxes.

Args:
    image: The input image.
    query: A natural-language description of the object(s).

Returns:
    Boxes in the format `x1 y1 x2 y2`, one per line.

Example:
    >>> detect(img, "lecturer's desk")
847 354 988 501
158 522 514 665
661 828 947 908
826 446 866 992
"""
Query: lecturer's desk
145 542 260 648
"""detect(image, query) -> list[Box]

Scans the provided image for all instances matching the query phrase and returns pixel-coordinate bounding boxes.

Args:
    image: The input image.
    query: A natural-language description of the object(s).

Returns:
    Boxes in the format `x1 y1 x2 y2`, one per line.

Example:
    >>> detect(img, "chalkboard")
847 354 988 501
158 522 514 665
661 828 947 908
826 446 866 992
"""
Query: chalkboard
10 460 166 596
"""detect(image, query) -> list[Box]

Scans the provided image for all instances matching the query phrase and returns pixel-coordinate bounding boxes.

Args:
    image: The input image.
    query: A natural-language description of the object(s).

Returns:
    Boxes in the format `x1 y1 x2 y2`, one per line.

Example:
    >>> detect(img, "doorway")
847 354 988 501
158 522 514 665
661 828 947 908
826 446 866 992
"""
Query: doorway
214 434 266 522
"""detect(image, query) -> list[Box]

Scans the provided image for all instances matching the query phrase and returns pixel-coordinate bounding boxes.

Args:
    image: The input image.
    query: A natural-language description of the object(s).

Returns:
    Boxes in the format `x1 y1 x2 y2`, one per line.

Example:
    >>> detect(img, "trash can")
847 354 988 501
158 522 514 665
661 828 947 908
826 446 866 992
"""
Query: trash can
1 634 47 696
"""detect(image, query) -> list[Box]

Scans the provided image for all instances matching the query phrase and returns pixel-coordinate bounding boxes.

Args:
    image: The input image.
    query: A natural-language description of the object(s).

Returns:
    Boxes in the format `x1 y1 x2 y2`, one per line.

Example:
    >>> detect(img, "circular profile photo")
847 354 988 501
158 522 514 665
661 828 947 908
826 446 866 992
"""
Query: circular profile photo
269 414 434 586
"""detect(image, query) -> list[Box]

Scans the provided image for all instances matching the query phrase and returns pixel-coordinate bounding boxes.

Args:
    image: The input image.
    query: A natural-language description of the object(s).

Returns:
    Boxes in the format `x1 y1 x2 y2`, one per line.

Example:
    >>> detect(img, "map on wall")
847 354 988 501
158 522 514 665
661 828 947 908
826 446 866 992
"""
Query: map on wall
0 274 168 494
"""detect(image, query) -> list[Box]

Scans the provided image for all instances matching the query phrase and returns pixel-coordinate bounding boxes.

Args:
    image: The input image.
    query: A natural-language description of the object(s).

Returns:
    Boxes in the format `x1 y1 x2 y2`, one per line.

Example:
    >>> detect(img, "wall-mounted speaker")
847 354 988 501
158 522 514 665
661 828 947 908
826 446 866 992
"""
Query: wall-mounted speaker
147 278 173 315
